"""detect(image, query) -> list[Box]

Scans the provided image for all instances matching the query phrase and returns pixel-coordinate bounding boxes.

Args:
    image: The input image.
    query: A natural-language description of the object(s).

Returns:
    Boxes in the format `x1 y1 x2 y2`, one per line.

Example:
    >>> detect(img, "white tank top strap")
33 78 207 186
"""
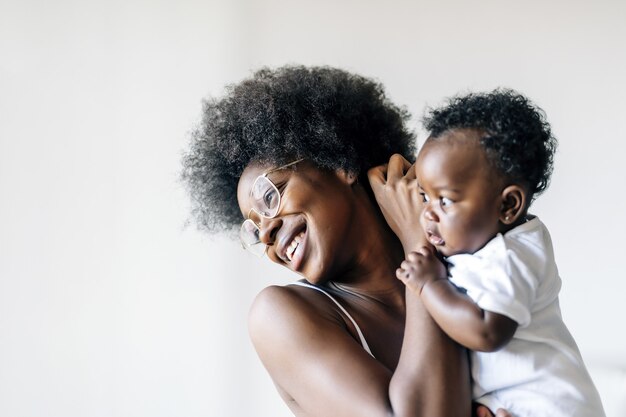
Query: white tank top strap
289 281 374 357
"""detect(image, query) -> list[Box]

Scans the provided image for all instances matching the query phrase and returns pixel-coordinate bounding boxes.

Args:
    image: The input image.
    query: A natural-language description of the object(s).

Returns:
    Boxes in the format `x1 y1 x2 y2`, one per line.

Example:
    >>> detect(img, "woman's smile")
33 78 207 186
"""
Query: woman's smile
280 226 307 271
285 229 305 260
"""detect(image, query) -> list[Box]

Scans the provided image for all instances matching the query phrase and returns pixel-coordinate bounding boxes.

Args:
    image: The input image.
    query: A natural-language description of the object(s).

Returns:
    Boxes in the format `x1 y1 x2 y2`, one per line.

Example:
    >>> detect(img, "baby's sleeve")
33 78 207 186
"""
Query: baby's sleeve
447 238 539 328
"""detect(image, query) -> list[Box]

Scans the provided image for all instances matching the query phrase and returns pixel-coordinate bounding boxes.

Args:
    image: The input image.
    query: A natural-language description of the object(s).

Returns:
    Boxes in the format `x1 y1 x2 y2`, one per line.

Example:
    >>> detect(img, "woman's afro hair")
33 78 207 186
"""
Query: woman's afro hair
423 89 557 199
181 65 416 233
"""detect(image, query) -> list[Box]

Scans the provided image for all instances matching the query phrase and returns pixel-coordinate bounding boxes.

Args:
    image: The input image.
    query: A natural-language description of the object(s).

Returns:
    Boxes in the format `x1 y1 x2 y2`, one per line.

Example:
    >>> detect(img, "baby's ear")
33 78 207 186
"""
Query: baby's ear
499 185 527 225
335 169 358 186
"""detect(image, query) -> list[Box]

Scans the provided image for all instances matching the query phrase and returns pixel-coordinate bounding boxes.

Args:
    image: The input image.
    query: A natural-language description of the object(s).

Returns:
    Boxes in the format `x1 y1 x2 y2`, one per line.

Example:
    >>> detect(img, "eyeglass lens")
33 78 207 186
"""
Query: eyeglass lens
240 176 281 256
251 176 280 218
240 158 304 256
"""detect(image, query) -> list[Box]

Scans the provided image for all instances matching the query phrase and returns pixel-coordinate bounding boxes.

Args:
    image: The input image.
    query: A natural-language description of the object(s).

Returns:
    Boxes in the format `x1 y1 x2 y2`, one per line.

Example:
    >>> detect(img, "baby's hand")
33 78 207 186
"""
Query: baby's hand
474 404 513 417
396 246 447 296
367 154 426 254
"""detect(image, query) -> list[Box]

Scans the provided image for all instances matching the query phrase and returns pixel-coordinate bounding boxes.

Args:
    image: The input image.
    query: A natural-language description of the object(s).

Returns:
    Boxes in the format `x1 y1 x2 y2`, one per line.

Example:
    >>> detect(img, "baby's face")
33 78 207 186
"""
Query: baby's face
415 129 504 257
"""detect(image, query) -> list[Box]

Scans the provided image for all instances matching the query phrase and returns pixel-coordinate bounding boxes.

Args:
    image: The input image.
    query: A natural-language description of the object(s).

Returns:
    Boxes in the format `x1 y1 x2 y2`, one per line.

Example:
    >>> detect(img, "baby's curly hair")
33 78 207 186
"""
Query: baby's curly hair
182 65 416 233
423 89 557 201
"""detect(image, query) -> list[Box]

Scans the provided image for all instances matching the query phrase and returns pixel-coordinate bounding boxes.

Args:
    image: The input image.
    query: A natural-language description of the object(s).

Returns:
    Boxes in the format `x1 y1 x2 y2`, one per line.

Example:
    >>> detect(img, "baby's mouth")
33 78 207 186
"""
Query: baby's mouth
427 230 445 246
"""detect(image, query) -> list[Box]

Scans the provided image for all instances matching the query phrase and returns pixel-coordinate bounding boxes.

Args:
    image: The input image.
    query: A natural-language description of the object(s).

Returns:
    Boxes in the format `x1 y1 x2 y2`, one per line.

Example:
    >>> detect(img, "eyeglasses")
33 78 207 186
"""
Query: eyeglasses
240 158 304 256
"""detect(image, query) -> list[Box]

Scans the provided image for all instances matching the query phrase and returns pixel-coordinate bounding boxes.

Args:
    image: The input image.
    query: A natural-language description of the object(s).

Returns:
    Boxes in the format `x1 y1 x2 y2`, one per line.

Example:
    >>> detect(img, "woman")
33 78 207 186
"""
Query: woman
182 65 510 416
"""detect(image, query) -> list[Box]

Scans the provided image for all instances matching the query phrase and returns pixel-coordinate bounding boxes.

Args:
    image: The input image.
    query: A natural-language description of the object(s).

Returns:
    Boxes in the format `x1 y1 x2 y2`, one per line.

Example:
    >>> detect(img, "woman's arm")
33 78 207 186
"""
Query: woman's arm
248 284 471 417
389 286 472 416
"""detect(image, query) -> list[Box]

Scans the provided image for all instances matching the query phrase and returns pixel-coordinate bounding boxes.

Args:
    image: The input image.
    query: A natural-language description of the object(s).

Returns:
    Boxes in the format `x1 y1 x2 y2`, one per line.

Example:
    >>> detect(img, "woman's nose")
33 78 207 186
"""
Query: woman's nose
258 217 282 245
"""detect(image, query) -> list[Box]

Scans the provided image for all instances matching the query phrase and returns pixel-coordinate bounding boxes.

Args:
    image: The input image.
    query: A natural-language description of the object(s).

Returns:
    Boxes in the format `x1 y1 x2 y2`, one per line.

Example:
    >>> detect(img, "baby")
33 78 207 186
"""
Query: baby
395 90 604 416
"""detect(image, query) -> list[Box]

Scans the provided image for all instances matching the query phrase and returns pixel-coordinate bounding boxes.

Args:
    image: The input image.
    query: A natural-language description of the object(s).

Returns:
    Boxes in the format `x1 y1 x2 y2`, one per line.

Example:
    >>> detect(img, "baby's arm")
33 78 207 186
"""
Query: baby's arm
397 249 518 352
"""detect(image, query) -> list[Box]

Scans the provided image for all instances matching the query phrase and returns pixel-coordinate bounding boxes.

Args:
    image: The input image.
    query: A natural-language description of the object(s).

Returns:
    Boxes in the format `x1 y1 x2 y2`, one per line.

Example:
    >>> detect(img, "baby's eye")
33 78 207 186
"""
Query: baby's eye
440 197 453 207
420 193 430 203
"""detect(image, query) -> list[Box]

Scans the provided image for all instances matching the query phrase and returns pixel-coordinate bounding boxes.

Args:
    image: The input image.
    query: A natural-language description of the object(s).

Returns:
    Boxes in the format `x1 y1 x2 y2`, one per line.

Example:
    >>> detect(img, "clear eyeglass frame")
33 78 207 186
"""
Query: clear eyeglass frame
239 158 304 256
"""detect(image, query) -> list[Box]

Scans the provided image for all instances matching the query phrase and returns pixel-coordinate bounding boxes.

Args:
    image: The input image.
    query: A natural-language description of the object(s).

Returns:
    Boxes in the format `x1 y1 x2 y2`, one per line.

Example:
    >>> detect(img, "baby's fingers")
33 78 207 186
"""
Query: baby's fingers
412 246 437 259
406 250 425 263
400 256 419 271
396 267 409 281
396 267 420 293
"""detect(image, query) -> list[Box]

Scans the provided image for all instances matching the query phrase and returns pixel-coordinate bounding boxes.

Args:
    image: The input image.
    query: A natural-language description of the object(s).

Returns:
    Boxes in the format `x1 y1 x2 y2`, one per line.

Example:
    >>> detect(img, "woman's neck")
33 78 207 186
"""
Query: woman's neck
327 185 406 307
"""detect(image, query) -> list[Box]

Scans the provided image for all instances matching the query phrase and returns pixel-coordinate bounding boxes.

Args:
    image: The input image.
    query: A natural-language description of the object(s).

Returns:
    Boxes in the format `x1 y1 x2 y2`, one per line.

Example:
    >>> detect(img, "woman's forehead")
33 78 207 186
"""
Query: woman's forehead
239 160 279 183
238 162 263 197
242 160 270 178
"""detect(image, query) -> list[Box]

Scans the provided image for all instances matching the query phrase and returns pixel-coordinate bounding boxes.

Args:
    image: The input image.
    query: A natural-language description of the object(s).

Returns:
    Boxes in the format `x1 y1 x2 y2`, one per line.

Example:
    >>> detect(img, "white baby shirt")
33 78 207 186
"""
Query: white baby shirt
446 217 605 417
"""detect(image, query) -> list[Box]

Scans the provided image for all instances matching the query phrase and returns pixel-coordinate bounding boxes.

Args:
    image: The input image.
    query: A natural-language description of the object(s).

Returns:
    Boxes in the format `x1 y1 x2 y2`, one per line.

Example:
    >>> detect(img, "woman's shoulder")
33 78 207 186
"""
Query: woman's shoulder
249 282 359 358
248 284 300 324
248 283 367 387
249 283 341 330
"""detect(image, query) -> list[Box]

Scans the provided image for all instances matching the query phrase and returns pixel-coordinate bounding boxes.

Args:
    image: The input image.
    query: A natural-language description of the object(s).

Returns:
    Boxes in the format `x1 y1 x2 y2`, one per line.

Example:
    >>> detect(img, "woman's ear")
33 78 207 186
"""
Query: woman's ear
499 185 527 225
335 169 358 186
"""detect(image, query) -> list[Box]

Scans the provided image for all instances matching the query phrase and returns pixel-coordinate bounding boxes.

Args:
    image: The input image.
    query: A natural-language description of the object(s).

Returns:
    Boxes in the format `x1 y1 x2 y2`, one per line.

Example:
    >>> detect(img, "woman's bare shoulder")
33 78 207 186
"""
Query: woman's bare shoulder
249 284 301 310
247 284 394 416
248 283 340 336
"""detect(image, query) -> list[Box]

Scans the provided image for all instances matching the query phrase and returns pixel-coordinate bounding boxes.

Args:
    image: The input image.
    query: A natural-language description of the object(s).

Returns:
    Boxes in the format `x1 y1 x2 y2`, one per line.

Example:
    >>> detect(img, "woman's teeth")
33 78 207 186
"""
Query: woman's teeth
286 231 305 261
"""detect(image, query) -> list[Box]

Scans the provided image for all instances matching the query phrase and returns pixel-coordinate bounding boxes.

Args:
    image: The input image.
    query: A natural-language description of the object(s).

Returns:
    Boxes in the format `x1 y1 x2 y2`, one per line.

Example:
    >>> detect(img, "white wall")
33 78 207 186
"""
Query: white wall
1 1 624 416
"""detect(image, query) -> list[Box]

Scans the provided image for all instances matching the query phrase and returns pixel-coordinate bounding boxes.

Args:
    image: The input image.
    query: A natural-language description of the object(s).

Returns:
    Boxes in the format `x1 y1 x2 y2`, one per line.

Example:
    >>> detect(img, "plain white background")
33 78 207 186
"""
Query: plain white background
1 1 625 416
